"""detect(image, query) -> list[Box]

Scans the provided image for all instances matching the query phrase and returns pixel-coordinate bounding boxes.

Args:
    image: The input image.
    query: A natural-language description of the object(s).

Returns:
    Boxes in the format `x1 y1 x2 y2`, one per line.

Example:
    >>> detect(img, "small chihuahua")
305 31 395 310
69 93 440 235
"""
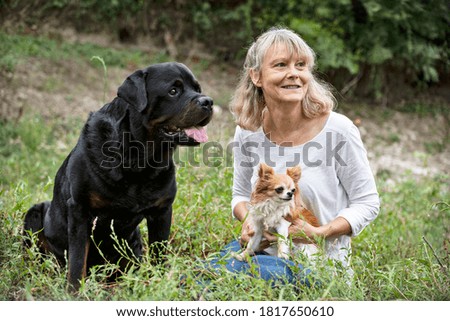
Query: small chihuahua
234 163 320 261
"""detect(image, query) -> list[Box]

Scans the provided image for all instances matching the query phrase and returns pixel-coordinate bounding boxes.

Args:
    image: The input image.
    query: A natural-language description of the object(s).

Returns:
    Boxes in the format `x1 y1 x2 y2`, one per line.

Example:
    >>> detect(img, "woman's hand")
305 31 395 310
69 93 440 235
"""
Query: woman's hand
288 216 353 244
239 219 277 251
288 218 321 244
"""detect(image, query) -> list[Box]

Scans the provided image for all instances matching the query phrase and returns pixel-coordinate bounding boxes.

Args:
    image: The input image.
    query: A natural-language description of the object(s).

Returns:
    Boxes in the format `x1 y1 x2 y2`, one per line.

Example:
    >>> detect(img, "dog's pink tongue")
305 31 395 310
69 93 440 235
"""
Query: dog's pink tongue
185 127 208 143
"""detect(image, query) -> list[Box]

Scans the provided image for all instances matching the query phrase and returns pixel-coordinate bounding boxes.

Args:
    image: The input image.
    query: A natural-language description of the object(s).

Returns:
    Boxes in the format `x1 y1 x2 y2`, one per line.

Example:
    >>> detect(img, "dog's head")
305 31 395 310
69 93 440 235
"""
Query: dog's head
252 163 301 205
117 62 213 145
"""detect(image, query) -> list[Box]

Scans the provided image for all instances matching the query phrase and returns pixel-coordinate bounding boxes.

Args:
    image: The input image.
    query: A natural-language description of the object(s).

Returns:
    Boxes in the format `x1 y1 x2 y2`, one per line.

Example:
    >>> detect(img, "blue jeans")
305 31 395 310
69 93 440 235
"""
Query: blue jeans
208 240 315 287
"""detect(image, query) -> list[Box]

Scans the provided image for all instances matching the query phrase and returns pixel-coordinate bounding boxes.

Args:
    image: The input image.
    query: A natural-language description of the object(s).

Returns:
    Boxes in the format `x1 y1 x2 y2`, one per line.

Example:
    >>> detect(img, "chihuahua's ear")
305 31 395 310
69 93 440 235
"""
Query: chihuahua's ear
259 163 274 180
286 166 301 183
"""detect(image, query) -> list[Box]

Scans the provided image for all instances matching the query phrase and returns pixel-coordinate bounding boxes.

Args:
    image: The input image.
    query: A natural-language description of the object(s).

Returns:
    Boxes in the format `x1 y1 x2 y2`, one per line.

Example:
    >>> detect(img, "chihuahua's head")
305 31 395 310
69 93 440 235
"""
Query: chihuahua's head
251 163 301 204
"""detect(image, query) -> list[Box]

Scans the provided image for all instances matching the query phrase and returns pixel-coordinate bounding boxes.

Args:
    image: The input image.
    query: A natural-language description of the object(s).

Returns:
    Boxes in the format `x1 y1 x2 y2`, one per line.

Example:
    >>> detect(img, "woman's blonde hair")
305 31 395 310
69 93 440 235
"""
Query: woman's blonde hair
230 27 336 131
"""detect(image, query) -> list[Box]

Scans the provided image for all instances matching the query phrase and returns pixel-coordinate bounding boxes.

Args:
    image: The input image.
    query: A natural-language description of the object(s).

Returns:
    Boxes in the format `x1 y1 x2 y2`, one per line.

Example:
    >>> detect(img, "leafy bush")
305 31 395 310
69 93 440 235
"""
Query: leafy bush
251 0 449 99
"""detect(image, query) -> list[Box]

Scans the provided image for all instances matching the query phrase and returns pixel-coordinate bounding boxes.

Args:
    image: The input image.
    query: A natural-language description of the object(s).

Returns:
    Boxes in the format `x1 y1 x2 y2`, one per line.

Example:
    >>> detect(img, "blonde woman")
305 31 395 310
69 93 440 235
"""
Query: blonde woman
211 27 380 286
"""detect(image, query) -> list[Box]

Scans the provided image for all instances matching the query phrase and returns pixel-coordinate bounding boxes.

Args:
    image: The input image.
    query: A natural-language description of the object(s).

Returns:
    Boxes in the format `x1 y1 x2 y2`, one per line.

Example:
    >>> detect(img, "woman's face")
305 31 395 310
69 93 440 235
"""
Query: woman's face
251 43 311 107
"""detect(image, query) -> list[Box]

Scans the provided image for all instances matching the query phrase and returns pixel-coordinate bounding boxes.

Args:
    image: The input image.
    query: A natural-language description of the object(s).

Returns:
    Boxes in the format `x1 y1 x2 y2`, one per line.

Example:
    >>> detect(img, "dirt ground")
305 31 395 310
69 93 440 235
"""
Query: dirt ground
1 29 449 180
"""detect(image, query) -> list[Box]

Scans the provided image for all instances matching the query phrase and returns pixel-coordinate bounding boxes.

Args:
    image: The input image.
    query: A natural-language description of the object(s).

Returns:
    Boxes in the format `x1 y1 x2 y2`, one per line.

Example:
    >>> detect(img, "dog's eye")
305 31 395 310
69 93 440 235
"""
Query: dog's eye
168 88 178 96
275 187 284 194
291 188 296 193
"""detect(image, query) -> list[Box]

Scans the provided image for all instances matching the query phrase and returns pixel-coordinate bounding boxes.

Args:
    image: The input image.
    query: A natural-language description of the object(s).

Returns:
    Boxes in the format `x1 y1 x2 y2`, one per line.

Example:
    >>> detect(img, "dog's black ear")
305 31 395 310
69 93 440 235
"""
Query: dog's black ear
117 70 148 112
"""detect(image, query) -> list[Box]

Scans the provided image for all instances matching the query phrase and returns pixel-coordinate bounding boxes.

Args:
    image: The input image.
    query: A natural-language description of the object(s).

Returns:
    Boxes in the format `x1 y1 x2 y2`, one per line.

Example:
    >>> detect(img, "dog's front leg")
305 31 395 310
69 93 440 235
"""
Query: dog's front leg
234 218 263 261
146 205 172 262
276 218 291 259
67 199 91 291
246 223 263 255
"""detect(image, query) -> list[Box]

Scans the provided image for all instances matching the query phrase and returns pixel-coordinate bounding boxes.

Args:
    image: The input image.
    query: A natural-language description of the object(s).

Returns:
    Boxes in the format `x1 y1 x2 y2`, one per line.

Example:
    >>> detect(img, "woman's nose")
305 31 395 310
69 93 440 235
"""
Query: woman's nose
287 64 300 78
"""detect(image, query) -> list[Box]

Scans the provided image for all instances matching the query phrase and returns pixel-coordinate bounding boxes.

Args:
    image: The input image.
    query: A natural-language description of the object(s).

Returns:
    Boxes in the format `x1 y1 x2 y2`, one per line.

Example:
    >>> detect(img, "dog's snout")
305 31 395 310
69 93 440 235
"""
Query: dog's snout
286 191 293 198
197 96 213 110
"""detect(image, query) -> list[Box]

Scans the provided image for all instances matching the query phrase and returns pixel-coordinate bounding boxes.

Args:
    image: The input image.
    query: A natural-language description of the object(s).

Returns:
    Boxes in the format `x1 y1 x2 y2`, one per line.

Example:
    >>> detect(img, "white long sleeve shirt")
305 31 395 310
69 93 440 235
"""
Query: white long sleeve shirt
231 111 380 267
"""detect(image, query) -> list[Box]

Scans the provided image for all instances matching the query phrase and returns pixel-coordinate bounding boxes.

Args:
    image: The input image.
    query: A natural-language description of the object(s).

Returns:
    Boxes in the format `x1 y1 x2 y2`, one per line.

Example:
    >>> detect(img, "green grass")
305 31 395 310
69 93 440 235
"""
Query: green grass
0 115 448 300
0 31 168 72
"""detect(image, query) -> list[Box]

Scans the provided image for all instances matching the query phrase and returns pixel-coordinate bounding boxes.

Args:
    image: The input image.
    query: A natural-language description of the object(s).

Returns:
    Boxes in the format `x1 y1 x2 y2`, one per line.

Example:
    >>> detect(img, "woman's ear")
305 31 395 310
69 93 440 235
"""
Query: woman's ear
249 69 262 87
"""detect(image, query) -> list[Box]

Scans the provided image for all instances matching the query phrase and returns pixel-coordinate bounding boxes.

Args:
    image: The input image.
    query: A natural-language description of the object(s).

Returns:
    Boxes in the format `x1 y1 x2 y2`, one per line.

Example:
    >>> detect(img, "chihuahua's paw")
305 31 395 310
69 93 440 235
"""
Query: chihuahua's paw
278 252 290 260
232 252 245 261
232 249 254 261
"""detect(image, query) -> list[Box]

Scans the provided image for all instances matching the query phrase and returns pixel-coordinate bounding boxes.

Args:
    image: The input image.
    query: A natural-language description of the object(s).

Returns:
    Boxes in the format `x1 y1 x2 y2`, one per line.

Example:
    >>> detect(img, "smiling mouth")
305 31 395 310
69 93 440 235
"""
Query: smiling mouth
281 85 301 89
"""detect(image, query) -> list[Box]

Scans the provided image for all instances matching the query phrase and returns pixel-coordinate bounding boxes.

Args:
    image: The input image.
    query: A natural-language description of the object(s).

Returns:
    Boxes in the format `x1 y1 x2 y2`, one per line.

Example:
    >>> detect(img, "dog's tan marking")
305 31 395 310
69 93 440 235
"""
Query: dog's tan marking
89 192 110 209
82 241 90 279
67 240 90 289
154 195 172 208
37 232 51 253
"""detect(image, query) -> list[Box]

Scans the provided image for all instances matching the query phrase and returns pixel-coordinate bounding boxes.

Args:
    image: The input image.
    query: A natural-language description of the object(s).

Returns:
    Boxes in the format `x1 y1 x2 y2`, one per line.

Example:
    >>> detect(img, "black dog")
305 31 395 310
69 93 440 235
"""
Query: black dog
23 62 213 290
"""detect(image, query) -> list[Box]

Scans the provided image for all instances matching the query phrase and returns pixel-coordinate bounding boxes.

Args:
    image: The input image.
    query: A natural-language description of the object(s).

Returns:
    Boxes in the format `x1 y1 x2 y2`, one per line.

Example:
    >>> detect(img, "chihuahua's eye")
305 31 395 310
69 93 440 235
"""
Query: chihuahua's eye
275 187 284 194
169 88 178 96
291 188 296 194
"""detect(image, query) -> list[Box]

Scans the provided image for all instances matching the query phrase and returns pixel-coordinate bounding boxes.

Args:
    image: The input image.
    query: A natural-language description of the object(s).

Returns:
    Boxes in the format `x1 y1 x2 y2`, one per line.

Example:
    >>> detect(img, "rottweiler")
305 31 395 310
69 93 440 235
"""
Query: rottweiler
23 62 213 290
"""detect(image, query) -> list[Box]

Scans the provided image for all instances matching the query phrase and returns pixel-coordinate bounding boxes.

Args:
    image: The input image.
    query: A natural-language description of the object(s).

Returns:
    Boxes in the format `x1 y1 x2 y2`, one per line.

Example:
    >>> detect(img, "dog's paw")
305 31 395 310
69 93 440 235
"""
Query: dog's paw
278 252 290 260
232 250 256 261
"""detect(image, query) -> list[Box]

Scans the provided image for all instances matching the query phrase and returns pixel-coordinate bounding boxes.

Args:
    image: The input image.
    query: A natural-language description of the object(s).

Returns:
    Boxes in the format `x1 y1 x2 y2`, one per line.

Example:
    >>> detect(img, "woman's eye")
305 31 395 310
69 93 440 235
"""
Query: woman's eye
275 187 284 194
274 62 286 67
296 61 306 67
169 88 178 96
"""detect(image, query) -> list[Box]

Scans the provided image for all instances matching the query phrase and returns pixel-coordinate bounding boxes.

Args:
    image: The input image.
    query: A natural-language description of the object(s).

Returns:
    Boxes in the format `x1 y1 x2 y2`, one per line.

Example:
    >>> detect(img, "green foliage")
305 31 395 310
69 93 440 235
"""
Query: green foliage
251 0 449 93
253 0 359 73
355 0 448 83
0 115 449 300
2 0 448 99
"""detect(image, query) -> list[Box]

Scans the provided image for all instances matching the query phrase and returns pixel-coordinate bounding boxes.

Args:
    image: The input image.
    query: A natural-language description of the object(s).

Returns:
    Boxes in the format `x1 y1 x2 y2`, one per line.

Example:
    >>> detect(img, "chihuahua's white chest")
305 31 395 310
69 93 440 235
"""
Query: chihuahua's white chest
249 199 292 231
